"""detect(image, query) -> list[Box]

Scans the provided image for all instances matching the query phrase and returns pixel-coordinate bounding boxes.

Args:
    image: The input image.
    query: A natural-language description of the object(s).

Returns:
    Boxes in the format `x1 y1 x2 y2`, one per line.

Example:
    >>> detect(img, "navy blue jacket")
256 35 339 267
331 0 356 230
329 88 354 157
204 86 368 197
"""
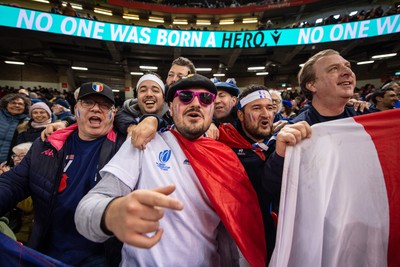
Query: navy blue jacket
291 105 370 126
0 124 125 266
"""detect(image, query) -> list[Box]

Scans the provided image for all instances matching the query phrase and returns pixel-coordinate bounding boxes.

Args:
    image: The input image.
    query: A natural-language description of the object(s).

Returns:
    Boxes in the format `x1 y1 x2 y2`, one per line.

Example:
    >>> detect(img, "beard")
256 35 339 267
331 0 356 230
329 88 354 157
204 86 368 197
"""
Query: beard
174 106 211 140
243 118 272 141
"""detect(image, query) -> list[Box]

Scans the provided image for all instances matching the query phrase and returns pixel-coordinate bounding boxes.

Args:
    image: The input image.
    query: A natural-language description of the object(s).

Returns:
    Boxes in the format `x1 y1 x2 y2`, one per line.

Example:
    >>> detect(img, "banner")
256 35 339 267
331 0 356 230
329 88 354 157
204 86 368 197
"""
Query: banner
0 5 399 48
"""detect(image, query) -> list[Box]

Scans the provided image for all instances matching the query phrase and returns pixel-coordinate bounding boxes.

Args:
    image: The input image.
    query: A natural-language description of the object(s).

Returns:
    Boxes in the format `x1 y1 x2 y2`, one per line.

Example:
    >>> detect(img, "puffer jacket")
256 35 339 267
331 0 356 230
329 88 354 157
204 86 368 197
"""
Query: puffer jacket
0 124 125 266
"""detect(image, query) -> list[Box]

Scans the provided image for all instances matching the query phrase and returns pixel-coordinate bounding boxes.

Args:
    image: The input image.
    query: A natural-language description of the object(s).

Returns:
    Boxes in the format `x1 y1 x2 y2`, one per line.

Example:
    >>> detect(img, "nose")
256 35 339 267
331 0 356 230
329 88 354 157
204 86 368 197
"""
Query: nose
190 94 202 107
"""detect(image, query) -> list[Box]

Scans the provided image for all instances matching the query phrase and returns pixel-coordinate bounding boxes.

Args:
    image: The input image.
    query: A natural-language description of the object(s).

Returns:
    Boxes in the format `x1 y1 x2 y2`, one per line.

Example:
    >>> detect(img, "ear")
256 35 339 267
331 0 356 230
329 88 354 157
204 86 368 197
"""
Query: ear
237 109 244 123
306 81 317 93
232 96 238 105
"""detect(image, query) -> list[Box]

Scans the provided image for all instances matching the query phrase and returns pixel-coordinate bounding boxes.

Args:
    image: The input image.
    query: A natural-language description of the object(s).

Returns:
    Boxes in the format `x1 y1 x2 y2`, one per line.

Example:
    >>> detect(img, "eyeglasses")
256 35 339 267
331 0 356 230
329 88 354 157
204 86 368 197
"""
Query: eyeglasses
174 90 215 106
80 99 113 110
272 99 281 104
9 101 24 106
12 154 26 160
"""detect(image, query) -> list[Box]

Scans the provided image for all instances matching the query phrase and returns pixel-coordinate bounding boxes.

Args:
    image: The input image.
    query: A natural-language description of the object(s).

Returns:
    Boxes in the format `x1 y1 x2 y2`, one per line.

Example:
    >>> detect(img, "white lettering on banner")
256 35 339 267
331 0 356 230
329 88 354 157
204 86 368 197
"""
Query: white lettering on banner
359 20 370 37
93 22 104 39
156 30 205 47
61 17 76 35
377 16 399 34
126 27 139 43
156 29 167 45
110 25 131 42
35 13 52 31
298 28 324 44
77 19 93 37
16 10 53 31
139 28 151 44
205 32 216 47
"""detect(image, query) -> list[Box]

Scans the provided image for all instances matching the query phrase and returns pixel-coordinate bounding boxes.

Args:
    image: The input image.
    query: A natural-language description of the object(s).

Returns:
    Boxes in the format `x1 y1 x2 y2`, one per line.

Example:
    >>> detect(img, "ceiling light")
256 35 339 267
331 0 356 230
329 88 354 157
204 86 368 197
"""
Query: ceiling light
395 71 400 75
149 16 164 23
62 2 82 10
5 60 24 65
371 53 397 59
94 8 113 16
123 14 139 20
333 15 340 20
196 20 211 25
315 18 323 24
139 65 158 70
219 19 234 25
32 0 50 3
112 90 119 92
248 66 265 71
71 66 88 71
213 73 225 77
130 72 144 75
243 18 258 24
256 72 269 76
349 11 358 16
173 19 188 25
196 68 212 72
357 60 374 65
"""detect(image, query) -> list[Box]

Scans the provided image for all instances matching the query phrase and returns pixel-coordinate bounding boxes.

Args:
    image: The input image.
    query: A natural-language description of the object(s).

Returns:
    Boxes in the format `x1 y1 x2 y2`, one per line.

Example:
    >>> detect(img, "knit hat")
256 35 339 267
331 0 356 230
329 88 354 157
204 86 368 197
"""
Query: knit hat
78 82 114 104
29 102 52 118
165 74 217 103
53 98 70 109
215 78 240 97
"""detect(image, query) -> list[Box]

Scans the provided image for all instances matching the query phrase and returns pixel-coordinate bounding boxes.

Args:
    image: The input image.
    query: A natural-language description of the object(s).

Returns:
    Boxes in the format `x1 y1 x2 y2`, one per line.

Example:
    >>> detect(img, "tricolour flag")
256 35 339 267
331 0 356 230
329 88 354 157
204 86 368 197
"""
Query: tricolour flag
270 109 400 267
92 82 103 92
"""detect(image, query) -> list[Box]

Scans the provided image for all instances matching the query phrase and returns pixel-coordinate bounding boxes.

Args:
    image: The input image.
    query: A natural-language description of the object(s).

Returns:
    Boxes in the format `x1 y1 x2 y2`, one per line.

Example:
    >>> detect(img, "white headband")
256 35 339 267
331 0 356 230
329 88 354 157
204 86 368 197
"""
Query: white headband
238 90 272 109
136 74 165 93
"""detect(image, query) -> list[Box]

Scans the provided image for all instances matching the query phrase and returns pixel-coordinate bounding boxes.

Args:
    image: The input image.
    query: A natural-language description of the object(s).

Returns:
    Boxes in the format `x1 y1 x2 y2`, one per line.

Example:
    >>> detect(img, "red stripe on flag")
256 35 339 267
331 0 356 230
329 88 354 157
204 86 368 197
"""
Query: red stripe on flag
354 109 400 267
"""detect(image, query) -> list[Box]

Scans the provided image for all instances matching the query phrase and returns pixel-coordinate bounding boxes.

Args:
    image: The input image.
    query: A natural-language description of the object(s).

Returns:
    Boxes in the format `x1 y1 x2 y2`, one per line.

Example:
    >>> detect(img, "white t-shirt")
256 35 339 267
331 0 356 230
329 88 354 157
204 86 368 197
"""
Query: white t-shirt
101 131 221 267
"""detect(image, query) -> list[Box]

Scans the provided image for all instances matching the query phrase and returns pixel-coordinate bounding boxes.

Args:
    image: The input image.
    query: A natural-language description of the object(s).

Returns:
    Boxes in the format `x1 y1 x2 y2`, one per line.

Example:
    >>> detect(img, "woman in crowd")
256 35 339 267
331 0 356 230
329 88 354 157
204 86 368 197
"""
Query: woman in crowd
0 142 34 244
17 102 53 144
0 94 30 164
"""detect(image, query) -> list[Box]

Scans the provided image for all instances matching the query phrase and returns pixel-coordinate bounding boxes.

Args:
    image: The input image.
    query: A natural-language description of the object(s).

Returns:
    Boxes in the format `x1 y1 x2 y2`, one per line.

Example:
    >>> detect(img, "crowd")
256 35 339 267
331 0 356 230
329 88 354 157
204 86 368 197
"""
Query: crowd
0 50 399 266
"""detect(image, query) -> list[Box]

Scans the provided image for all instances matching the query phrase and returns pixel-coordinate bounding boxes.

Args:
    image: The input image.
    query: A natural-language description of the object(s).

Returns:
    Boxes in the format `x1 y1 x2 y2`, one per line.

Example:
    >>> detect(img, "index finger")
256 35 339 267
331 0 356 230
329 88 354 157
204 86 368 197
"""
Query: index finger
134 185 184 211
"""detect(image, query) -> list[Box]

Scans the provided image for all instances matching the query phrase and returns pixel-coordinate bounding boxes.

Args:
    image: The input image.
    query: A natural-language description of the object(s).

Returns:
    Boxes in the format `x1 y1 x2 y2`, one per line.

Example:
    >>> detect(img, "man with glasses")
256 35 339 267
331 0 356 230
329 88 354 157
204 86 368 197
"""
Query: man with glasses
75 74 273 267
0 82 125 266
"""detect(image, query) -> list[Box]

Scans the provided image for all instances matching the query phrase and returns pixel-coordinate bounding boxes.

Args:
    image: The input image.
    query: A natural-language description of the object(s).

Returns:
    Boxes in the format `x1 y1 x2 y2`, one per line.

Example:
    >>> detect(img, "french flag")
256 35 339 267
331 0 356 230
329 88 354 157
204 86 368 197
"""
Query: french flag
270 109 400 267
92 83 103 92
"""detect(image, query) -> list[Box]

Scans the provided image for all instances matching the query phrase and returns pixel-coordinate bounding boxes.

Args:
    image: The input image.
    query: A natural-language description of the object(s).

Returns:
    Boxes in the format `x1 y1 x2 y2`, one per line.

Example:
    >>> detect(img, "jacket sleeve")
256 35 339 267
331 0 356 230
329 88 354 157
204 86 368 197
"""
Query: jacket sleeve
0 147 32 217
75 172 131 243
263 151 284 197
114 110 138 135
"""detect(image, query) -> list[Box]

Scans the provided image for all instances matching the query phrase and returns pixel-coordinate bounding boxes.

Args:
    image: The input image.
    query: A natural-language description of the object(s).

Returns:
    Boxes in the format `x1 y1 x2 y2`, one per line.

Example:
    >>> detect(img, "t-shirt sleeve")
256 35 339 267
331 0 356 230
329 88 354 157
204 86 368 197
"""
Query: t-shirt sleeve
100 138 142 190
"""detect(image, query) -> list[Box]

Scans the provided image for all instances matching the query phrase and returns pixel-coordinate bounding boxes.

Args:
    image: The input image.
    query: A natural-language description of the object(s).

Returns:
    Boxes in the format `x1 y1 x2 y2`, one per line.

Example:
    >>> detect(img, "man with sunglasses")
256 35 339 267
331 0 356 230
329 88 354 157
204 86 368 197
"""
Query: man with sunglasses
75 74 268 267
0 82 125 266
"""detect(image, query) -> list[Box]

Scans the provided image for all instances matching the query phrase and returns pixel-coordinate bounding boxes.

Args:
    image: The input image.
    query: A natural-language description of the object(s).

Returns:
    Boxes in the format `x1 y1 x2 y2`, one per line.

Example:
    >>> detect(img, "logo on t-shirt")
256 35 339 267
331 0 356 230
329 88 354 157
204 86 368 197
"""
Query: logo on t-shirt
156 150 171 171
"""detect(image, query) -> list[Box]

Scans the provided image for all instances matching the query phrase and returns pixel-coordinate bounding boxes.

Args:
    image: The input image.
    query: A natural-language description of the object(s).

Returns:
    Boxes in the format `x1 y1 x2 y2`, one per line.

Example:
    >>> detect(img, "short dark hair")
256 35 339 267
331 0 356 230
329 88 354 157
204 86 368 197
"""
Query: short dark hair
371 87 395 105
171 57 196 75
0 94 31 114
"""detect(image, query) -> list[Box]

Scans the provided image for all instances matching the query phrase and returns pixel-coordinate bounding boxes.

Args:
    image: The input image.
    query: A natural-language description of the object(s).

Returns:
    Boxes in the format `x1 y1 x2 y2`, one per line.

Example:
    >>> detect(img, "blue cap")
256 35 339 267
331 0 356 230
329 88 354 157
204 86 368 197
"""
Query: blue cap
215 78 240 97
282 99 293 108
